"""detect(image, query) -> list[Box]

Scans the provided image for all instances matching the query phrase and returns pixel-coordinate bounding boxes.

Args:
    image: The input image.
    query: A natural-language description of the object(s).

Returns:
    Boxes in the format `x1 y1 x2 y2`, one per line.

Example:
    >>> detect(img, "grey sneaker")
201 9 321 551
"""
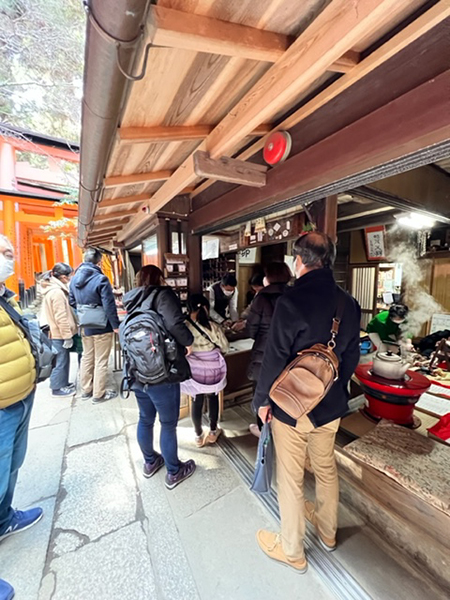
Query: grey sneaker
81 392 92 401
143 455 164 478
92 390 118 404
165 460 196 490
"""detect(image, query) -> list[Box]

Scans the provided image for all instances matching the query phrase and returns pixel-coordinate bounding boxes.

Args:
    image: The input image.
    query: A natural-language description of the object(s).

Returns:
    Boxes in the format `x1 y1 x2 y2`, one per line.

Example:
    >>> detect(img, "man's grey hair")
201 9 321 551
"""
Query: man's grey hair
0 235 14 250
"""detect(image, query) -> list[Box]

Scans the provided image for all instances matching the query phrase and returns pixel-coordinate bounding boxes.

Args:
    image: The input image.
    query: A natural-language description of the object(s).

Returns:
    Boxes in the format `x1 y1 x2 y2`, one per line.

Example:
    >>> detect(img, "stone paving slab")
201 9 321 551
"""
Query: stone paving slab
15 421 68 507
55 435 137 541
0 497 56 600
67 397 126 447
175 484 335 600
40 521 157 600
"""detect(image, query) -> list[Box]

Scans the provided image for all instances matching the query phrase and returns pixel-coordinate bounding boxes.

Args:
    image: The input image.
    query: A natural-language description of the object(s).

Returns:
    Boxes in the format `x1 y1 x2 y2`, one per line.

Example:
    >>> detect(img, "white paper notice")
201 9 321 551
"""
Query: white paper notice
416 392 450 417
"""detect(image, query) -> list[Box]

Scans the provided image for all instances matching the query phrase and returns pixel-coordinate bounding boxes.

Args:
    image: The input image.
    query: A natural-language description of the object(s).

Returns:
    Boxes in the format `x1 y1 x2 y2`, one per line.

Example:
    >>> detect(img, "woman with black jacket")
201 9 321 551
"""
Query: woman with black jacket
246 262 292 436
122 265 196 490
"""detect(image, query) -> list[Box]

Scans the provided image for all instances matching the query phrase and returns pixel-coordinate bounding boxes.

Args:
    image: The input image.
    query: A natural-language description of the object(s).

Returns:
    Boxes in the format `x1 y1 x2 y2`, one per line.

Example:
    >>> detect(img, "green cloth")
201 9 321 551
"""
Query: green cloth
366 310 400 342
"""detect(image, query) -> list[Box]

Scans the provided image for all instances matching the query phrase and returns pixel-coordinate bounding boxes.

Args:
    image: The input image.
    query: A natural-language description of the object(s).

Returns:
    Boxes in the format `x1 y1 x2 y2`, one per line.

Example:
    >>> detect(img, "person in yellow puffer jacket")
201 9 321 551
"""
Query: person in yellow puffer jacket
0 235 43 592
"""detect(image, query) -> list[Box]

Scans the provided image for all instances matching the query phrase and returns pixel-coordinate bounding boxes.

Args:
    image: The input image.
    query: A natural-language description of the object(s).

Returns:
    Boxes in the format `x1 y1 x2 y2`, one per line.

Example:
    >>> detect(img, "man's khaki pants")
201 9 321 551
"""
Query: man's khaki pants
80 333 113 399
272 414 340 561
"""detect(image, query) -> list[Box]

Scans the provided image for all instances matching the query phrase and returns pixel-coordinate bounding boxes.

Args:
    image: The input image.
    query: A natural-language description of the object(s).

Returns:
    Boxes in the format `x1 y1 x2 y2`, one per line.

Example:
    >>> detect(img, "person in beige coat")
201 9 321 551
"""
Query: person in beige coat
43 263 78 398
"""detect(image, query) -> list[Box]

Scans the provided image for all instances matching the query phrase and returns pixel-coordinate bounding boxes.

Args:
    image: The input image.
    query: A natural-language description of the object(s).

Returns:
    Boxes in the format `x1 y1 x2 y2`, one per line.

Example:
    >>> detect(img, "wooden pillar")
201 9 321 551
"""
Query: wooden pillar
19 224 33 288
55 238 64 263
3 198 18 292
157 217 170 270
187 233 202 294
313 196 338 242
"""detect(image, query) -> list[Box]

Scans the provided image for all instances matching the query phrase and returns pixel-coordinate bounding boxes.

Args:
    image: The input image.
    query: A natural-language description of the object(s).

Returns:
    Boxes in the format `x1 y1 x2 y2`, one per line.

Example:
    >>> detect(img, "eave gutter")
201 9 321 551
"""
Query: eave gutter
77 0 151 247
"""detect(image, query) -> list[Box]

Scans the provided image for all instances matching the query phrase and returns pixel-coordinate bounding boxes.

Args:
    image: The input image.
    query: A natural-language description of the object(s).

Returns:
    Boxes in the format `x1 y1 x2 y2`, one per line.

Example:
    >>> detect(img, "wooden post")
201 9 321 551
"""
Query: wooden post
321 195 338 241
3 198 18 292
187 233 202 294
157 217 170 270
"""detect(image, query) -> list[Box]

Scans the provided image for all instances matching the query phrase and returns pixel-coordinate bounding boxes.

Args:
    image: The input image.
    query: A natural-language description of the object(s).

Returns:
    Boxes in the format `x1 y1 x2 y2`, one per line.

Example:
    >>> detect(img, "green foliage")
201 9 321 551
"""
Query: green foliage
0 0 85 141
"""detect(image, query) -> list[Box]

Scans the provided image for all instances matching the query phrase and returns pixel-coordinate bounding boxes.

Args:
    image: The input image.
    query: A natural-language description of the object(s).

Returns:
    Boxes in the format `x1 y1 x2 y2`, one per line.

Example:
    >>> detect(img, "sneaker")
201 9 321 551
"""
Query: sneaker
206 429 221 444
52 387 75 398
249 424 261 438
81 392 92 401
0 507 43 542
92 390 118 404
256 530 308 573
67 383 76 391
195 434 206 448
143 455 164 478
165 460 196 490
0 579 14 600
304 500 336 552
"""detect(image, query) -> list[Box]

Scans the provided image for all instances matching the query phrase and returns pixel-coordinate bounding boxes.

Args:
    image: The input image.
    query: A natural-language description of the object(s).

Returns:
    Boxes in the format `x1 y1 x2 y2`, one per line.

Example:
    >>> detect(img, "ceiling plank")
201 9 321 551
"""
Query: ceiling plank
191 0 450 199
118 123 274 144
193 151 267 187
118 0 421 241
93 210 133 222
189 71 450 233
104 170 173 189
98 193 149 209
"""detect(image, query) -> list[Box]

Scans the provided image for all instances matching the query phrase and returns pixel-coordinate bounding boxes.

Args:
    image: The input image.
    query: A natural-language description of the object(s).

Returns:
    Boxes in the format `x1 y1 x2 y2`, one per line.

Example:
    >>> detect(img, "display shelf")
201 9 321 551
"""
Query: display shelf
164 253 189 309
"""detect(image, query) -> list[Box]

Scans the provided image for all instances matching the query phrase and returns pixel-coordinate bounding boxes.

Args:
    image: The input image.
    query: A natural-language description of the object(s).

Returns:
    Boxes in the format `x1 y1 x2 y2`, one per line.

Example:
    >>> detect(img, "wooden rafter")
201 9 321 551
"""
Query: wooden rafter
118 123 272 145
118 0 417 242
193 151 267 187
191 0 450 200
104 170 172 189
98 193 149 209
149 6 361 72
93 210 133 222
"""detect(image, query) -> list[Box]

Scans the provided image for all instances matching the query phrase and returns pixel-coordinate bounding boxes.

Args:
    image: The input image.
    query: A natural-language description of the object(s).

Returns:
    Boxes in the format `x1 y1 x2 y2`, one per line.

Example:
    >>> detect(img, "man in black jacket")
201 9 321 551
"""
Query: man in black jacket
69 248 120 404
253 232 361 573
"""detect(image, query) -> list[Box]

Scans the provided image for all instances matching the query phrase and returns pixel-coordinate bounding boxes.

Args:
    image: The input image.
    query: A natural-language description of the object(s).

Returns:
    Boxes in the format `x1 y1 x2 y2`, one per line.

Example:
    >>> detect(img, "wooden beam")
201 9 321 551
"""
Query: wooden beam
330 50 360 73
193 151 267 187
150 5 290 63
118 0 420 242
98 194 149 209
118 124 273 145
191 0 450 200
150 6 362 71
189 71 450 233
104 170 173 189
93 210 133 222
338 201 394 221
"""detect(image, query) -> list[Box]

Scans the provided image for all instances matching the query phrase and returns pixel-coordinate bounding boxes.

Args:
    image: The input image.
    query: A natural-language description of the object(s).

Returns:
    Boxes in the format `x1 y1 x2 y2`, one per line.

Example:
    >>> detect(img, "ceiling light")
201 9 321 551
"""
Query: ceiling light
395 212 435 230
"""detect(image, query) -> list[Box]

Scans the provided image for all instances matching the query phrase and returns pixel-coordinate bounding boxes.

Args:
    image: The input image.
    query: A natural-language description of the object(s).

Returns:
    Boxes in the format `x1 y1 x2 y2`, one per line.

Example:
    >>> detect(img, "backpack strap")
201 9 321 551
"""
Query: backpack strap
187 316 221 350
328 287 347 350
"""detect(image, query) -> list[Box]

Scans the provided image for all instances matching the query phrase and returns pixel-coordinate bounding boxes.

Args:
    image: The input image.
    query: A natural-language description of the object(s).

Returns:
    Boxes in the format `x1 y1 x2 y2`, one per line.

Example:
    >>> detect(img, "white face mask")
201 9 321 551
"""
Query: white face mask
0 254 15 283
222 288 234 297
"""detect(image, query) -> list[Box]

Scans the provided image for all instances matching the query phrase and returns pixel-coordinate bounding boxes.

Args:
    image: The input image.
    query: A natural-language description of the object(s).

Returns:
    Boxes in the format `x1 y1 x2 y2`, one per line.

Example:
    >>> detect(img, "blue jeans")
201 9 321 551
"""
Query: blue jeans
0 391 35 534
134 384 181 475
50 339 70 391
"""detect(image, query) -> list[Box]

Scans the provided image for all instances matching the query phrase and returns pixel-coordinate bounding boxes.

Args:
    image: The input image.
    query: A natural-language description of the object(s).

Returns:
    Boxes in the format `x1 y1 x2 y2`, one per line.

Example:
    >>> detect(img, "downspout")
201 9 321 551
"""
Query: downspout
78 0 151 247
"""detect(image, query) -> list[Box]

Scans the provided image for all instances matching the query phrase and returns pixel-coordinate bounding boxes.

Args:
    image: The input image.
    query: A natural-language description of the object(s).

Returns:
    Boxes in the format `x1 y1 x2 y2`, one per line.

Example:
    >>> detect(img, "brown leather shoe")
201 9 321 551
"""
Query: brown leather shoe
304 500 337 552
256 530 308 573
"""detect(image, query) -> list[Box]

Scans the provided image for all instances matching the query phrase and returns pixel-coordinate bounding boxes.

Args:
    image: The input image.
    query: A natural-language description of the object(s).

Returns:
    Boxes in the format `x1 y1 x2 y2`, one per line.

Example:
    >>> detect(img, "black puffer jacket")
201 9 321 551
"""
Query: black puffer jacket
246 283 287 381
122 286 194 388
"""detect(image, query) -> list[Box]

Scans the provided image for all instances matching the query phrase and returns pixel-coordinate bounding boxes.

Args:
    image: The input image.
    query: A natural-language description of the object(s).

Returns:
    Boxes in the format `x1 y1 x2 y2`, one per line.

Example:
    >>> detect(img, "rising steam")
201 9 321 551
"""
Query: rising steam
387 242 442 337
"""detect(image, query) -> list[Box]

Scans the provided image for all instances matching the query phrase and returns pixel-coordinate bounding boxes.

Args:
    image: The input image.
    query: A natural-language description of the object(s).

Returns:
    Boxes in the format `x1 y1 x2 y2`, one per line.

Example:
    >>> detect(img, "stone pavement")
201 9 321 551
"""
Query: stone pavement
0 358 335 600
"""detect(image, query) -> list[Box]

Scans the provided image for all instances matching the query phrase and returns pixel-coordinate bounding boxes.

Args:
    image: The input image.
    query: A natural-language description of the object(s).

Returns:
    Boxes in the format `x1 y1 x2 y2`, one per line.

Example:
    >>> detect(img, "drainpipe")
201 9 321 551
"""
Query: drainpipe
78 0 150 247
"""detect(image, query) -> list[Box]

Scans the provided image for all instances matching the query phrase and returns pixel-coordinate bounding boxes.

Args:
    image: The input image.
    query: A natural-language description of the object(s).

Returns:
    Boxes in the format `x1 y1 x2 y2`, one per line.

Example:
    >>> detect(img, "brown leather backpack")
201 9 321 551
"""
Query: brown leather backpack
269 289 346 420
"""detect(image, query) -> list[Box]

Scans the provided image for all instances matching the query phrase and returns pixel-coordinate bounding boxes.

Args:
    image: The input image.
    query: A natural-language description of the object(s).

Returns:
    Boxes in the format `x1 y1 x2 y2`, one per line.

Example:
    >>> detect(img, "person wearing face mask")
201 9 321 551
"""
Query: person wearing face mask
43 263 77 398
207 273 239 327
252 232 360 573
0 235 43 600
366 303 410 352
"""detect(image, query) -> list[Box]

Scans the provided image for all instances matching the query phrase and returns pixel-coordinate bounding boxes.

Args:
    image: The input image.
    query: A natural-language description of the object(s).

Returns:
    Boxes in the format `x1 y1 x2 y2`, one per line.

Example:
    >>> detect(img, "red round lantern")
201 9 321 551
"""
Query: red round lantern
263 131 292 166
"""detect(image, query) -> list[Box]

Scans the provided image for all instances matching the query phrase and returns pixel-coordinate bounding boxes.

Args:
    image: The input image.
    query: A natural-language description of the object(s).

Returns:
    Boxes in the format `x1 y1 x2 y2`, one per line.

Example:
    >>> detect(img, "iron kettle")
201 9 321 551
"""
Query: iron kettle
372 351 411 380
